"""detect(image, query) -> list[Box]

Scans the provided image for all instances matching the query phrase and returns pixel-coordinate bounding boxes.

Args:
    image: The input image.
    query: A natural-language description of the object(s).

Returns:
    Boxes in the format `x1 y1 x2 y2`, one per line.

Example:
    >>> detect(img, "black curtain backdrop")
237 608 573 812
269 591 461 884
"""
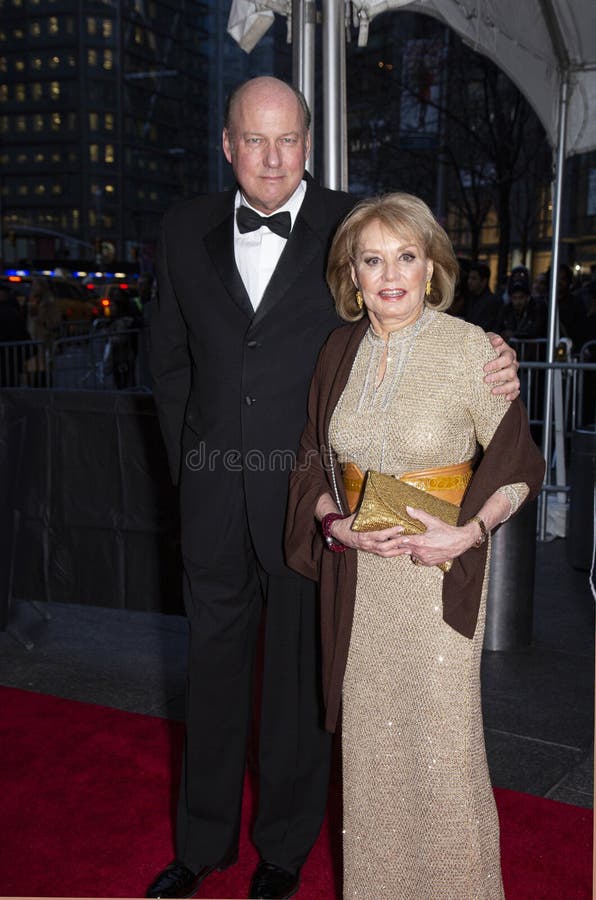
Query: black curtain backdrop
0 390 182 620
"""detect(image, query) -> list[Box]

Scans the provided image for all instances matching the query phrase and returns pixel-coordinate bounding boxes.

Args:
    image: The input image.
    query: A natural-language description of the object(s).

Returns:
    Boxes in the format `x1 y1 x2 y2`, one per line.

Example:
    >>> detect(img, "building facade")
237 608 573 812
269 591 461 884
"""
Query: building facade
0 0 210 269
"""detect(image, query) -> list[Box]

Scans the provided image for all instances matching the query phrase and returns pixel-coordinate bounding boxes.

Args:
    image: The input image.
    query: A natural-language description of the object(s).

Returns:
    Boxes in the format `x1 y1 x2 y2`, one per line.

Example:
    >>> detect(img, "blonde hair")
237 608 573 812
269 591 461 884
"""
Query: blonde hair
327 193 459 322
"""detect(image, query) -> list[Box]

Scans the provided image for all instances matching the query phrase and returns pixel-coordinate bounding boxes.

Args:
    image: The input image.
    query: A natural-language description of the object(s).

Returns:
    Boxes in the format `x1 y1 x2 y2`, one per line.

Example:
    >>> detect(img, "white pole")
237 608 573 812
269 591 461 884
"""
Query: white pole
292 0 316 175
539 73 569 540
322 0 348 190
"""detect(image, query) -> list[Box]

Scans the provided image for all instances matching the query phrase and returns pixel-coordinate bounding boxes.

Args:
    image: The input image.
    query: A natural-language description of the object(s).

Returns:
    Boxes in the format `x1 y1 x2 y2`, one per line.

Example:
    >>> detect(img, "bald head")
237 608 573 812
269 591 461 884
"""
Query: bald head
224 77 311 135
222 76 311 214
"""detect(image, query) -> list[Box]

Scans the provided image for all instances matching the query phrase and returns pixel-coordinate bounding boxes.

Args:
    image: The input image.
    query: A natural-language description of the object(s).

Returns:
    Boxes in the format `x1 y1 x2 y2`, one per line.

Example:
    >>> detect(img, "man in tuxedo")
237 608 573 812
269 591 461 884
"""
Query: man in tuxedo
147 76 520 900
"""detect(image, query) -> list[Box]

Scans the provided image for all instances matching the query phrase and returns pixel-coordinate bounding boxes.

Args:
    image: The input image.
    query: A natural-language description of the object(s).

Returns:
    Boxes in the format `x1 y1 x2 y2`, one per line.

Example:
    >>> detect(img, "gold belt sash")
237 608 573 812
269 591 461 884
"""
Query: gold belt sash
341 460 473 514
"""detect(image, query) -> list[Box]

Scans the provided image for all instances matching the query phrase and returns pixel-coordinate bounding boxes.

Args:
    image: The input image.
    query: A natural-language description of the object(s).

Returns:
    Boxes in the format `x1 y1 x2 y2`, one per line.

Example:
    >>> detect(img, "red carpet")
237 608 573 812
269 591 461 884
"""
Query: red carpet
0 686 592 898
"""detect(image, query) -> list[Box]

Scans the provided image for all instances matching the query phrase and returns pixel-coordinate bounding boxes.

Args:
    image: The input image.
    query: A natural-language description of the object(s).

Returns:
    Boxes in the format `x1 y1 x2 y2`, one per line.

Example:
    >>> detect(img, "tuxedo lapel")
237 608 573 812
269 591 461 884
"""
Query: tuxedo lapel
252 178 330 326
203 207 253 320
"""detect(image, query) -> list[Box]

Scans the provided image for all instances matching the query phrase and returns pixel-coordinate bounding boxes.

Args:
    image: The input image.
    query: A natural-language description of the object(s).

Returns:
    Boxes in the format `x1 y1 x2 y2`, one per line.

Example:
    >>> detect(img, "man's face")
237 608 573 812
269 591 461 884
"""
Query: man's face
510 289 529 314
467 270 486 297
222 79 311 215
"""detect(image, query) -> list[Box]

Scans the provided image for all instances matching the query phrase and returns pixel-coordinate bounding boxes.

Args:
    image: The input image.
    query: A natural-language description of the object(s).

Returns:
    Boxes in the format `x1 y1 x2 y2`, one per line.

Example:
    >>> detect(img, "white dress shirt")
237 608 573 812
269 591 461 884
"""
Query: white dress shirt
234 180 306 311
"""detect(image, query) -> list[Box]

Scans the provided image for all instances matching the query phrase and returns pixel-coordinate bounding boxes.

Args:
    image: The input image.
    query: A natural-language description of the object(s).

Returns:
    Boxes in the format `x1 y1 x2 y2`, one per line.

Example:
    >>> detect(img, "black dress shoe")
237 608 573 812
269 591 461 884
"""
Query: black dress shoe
249 861 300 899
146 854 236 899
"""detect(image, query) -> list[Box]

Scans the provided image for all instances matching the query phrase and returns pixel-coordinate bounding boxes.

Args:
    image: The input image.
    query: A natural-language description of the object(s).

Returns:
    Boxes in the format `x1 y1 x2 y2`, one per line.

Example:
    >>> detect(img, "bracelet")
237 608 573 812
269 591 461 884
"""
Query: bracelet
321 512 347 553
465 515 489 548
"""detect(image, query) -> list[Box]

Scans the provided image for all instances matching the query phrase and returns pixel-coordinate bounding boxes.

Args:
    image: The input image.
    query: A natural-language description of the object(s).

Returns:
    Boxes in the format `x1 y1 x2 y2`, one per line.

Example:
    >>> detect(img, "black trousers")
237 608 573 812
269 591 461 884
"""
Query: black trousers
175 500 331 875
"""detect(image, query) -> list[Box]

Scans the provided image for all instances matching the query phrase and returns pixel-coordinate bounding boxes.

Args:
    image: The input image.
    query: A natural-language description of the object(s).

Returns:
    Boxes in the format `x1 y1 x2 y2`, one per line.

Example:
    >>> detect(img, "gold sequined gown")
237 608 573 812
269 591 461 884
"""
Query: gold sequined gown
329 309 525 900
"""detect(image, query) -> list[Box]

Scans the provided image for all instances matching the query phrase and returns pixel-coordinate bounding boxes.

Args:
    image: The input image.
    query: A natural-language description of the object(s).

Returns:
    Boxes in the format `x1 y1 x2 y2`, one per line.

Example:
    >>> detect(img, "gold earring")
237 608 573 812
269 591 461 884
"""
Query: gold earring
425 279 432 297
355 289 364 310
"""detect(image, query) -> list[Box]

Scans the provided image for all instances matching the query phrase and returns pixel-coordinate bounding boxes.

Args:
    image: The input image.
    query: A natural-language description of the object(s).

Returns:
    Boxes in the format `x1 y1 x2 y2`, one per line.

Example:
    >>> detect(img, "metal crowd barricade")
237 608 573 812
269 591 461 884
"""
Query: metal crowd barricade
577 340 596 429
0 327 148 391
509 338 547 430
50 324 144 390
511 338 596 433
515 357 596 541
0 339 47 388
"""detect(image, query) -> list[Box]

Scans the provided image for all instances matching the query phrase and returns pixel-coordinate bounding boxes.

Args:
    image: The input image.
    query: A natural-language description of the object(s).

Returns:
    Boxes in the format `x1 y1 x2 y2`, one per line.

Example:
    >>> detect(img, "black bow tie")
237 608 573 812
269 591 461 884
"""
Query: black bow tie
236 205 291 240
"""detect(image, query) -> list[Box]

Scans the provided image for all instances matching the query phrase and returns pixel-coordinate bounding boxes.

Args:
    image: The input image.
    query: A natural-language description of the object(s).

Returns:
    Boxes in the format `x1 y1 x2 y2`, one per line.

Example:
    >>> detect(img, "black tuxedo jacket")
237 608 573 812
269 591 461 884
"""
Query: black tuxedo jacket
151 176 354 574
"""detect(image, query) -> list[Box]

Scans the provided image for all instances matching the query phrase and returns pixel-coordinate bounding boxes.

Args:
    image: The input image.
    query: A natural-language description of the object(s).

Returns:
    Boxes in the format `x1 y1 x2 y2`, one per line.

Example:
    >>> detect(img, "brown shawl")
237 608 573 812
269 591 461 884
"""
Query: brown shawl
285 318 545 733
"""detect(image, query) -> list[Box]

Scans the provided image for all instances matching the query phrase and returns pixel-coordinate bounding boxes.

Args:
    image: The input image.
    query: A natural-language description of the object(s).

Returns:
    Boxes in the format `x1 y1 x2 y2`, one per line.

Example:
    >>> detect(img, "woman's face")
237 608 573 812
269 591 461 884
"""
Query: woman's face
350 219 432 337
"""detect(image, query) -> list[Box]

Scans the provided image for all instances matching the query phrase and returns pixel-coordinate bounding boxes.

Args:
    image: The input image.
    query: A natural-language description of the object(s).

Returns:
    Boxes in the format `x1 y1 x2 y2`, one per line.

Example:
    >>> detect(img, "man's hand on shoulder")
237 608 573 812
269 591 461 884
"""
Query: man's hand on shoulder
484 332 520 401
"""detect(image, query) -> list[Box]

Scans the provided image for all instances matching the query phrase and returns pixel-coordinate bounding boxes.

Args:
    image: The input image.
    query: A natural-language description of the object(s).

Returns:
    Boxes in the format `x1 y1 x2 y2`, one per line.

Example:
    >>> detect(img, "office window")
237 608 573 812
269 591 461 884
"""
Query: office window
16 114 26 132
134 26 143 45
105 112 114 131
35 184 46 195
103 49 113 70
15 59 25 71
50 111 61 130
89 144 99 162
88 48 97 66
18 185 28 195
51 151 61 162
89 209 97 226
50 81 60 99
30 21 41 37
51 184 62 195
33 113 44 131
13 28 24 39
15 83 25 101
34 152 45 163
48 16 59 35
87 17 97 36
17 152 27 163
0 116 8 132
32 57 42 70
72 209 80 229
49 55 60 69
31 83 43 100
105 184 114 193
89 112 99 130
102 19 112 39
0 32 6 42
0 84 6 101
105 144 114 163
0 57 6 72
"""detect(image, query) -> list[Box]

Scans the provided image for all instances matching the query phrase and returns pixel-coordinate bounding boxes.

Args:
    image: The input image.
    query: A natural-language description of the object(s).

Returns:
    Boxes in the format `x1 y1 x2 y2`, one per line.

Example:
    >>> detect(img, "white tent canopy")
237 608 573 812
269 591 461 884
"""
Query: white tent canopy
352 0 596 157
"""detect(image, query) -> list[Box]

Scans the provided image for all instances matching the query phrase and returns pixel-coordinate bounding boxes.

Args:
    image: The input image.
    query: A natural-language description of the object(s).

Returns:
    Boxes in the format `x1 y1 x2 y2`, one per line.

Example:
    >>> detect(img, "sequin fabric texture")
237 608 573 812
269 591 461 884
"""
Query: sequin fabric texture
330 309 526 899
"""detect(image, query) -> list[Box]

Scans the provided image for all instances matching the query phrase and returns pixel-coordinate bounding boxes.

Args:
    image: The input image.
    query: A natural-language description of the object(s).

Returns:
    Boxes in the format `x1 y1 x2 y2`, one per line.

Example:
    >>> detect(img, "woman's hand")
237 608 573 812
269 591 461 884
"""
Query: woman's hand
485 333 519 400
331 514 405 557
392 506 482 568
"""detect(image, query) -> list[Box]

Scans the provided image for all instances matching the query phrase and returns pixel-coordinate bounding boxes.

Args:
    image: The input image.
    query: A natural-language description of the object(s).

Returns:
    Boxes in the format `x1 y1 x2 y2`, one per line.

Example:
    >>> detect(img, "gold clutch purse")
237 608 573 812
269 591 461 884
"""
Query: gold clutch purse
351 470 462 573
